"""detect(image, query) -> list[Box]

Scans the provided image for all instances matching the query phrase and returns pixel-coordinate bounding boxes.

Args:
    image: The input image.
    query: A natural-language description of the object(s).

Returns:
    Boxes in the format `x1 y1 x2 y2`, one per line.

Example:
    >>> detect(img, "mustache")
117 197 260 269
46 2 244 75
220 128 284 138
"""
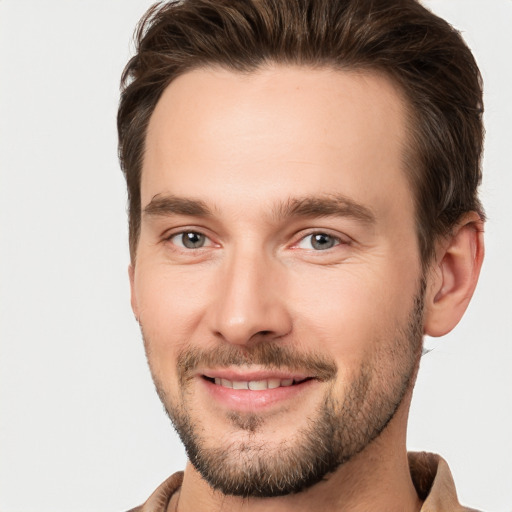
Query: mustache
177 343 338 383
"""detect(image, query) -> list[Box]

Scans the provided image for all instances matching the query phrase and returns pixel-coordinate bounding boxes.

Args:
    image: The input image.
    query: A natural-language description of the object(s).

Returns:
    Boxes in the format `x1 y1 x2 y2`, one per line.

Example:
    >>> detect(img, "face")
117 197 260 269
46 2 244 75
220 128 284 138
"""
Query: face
131 66 425 497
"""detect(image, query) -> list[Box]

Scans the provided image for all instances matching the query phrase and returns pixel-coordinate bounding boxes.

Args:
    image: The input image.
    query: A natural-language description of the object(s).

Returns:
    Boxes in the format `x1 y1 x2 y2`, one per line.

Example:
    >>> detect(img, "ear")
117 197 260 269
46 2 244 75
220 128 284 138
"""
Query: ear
128 264 139 321
424 212 484 337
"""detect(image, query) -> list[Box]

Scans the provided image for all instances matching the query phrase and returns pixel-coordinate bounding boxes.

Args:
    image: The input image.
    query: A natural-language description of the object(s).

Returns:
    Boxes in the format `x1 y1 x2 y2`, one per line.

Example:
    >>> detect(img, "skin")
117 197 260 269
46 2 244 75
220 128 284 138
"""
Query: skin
129 66 484 512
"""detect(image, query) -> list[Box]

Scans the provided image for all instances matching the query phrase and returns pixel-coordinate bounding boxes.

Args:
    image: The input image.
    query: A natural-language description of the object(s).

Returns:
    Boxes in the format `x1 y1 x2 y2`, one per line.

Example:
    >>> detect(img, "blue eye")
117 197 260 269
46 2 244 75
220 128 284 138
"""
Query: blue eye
171 231 208 249
298 233 340 250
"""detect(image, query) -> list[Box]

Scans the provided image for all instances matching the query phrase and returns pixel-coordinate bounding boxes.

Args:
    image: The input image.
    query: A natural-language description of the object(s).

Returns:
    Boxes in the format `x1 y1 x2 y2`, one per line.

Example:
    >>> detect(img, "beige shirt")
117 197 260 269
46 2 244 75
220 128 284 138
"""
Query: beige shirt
127 452 480 512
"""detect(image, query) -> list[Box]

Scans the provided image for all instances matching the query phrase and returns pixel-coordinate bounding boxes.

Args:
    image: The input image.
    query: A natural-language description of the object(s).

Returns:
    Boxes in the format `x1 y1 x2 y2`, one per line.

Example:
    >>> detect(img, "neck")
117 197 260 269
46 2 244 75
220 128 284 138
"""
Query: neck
172 400 422 512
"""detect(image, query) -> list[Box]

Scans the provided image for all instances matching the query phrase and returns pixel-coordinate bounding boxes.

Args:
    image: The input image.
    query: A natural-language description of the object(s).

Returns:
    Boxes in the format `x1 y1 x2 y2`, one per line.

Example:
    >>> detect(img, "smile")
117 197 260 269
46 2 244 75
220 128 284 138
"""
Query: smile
205 377 310 390
199 371 317 410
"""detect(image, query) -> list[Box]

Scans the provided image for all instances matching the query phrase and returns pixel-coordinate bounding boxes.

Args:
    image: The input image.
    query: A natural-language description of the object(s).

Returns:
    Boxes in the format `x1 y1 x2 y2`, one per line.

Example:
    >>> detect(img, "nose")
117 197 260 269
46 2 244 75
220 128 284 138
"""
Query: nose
207 248 292 346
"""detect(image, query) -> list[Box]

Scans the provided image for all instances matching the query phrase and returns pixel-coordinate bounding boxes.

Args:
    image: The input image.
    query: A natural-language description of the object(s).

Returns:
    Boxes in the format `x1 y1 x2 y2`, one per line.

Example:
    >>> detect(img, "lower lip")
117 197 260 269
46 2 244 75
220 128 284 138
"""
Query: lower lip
201 377 317 411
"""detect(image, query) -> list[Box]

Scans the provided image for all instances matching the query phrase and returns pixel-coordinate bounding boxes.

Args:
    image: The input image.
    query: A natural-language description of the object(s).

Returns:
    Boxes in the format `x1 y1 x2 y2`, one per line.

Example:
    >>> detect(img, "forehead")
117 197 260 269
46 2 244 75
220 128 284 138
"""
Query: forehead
142 65 412 222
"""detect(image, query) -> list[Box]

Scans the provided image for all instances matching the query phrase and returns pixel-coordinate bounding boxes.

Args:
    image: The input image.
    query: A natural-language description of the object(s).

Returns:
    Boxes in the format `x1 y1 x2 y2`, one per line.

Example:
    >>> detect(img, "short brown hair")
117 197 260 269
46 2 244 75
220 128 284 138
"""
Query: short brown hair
118 0 484 264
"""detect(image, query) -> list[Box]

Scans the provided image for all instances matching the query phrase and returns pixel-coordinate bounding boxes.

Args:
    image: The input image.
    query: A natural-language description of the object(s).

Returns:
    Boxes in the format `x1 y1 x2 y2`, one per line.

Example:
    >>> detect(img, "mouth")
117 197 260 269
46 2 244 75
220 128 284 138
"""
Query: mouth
198 370 318 411
202 375 313 390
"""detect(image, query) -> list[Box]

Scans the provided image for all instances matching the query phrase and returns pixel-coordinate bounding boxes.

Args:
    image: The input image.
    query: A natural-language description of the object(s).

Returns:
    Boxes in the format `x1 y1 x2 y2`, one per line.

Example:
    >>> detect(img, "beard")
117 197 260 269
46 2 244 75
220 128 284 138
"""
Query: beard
144 281 425 498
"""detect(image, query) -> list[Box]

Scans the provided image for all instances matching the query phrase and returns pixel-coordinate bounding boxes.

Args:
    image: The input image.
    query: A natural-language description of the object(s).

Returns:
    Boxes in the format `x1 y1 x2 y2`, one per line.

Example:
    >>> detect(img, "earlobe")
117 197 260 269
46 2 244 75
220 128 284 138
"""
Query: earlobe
128 264 139 321
424 212 484 337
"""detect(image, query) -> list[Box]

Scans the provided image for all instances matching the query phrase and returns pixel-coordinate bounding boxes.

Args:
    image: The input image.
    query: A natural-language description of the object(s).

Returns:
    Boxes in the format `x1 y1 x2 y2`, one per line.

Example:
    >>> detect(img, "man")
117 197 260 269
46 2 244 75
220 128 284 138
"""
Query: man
117 0 485 510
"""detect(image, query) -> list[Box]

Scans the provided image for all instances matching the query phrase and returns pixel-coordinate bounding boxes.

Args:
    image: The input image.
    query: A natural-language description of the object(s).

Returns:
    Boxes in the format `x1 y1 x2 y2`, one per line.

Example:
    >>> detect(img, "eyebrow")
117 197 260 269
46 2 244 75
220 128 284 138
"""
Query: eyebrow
142 193 375 225
143 195 213 218
272 195 376 225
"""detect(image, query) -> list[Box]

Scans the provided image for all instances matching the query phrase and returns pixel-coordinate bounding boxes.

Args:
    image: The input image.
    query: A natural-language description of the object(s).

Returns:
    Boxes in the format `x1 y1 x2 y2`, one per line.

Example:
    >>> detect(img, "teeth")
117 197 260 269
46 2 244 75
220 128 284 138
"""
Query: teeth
211 378 302 390
267 379 281 389
248 380 268 390
221 378 233 388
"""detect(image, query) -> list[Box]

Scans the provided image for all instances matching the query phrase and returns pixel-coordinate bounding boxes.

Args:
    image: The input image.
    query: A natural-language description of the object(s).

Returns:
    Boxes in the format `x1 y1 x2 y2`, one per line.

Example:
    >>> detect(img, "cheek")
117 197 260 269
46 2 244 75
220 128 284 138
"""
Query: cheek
288 264 420 366
136 262 208 328
134 264 212 379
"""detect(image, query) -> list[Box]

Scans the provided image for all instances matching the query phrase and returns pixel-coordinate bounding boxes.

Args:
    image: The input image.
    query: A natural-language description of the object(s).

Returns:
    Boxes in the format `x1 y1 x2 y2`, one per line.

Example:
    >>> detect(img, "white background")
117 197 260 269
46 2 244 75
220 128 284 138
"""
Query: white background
0 1 510 511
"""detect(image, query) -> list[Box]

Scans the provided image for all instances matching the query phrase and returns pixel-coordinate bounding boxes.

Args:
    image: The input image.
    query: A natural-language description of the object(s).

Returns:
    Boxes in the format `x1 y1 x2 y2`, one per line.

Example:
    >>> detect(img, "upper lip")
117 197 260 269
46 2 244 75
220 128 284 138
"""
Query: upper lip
199 368 312 382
